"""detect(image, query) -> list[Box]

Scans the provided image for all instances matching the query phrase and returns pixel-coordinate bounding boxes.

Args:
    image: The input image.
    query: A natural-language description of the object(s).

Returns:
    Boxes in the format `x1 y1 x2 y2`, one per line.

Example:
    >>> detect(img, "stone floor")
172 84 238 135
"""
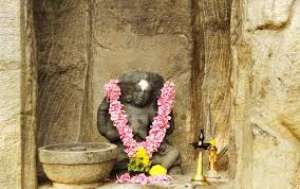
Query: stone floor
39 174 231 189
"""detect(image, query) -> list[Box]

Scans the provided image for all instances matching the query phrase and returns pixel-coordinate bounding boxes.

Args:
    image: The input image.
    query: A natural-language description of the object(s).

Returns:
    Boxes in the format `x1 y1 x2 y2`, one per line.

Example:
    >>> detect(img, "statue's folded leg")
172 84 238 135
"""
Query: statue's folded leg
168 158 182 175
151 144 182 174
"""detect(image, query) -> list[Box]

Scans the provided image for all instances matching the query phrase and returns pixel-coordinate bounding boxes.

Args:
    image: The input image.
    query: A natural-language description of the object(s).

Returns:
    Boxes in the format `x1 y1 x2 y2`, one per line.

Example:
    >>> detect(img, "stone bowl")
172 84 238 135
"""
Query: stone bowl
39 142 118 188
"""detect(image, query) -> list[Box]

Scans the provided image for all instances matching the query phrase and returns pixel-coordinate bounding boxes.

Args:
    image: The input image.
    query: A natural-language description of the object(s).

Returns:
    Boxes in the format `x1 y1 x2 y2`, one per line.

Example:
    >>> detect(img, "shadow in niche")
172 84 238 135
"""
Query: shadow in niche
190 0 233 178
33 0 97 183
31 0 234 188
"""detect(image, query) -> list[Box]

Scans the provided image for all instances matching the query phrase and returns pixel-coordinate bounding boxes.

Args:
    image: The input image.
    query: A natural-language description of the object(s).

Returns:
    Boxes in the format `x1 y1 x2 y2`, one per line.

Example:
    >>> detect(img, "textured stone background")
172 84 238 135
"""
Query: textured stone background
34 0 91 146
0 0 21 188
249 0 300 187
1 0 300 189
191 0 232 163
231 0 300 188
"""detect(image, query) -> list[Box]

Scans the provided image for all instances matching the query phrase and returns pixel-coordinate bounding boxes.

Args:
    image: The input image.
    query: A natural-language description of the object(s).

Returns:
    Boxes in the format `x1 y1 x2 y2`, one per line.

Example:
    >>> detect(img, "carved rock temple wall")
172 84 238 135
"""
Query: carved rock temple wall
0 0 22 188
0 0 37 188
191 0 232 171
0 0 300 188
231 0 300 188
34 1 92 146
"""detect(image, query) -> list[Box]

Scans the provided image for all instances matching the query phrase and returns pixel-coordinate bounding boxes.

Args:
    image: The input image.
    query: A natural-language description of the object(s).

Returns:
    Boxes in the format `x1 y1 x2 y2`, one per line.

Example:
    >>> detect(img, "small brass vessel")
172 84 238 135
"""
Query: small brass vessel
207 144 220 179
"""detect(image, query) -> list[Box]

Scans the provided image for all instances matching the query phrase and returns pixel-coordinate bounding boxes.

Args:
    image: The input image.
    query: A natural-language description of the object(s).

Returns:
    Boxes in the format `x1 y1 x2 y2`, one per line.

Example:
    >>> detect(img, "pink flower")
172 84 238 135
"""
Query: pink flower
116 172 172 185
105 80 121 101
148 175 172 185
116 173 131 183
131 174 148 185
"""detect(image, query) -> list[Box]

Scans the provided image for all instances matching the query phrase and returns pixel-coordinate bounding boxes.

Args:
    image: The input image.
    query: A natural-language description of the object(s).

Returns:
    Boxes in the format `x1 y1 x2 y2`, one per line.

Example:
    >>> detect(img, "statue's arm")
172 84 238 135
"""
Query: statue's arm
97 99 119 141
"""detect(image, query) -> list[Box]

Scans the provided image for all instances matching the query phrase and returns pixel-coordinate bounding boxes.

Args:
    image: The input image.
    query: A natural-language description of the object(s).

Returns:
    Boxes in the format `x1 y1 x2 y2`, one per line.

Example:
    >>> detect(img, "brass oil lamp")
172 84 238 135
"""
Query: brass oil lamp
191 129 210 186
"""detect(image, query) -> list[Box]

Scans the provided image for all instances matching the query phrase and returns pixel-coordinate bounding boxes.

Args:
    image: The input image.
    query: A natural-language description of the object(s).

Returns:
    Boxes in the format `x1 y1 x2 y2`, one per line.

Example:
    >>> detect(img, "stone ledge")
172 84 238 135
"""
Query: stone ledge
39 175 231 189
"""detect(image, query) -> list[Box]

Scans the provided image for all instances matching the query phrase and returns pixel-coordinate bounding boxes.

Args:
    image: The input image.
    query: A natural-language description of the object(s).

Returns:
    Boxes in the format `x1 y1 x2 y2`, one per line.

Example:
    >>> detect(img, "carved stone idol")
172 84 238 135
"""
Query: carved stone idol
97 71 182 174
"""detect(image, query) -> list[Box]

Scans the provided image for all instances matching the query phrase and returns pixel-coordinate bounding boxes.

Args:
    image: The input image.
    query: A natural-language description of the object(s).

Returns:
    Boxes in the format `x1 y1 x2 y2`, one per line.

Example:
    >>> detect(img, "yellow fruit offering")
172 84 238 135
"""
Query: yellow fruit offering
149 165 167 176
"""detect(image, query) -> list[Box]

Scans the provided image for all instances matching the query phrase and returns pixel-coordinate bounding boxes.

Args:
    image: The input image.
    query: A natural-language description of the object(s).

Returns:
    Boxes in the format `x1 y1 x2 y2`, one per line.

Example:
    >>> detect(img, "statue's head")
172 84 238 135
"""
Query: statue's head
119 71 164 107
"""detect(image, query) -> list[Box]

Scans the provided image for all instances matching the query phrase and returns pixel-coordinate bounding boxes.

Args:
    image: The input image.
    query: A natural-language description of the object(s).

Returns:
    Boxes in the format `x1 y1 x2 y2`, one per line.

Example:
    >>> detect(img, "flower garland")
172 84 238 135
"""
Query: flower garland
104 80 176 184
104 80 175 157
116 173 172 185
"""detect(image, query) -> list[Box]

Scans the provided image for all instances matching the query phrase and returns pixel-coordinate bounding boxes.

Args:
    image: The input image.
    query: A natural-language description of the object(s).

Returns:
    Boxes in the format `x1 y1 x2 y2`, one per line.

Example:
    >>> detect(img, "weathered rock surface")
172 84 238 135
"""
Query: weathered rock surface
34 0 93 146
247 0 295 30
1 0 300 189
0 0 21 188
190 0 232 160
231 0 300 188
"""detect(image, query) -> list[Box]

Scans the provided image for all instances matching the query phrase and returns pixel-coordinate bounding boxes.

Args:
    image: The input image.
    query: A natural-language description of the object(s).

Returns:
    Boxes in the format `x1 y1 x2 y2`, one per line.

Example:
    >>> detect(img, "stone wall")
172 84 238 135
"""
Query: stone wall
1 0 300 188
191 0 232 167
0 0 37 188
0 0 22 188
34 0 94 147
21 0 38 187
231 0 300 188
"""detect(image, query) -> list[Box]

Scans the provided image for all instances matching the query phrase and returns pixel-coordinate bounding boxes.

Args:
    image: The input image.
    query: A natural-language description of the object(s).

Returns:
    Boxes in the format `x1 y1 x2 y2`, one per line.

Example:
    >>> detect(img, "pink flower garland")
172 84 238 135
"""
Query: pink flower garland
104 80 176 158
104 80 175 185
116 173 172 185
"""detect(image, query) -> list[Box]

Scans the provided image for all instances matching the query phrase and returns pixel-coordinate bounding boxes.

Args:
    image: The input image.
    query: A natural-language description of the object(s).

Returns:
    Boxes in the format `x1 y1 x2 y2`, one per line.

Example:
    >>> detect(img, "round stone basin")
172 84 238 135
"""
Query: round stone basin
39 142 118 187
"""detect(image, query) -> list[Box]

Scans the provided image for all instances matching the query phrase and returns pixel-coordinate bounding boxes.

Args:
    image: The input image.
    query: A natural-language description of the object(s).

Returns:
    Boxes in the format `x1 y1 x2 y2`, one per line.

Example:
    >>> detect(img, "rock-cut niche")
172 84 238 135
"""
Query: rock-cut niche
33 0 233 182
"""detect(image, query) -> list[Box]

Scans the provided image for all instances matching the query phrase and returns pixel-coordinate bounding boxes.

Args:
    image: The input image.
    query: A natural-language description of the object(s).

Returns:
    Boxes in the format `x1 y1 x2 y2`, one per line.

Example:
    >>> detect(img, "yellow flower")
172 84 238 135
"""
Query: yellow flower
149 165 167 176
135 147 150 166
128 147 151 173
135 147 148 158
209 138 217 146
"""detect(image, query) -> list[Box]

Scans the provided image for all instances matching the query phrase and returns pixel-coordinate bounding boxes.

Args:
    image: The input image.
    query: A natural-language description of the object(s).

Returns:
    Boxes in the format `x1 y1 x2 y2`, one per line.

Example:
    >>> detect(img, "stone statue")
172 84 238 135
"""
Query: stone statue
97 71 182 174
